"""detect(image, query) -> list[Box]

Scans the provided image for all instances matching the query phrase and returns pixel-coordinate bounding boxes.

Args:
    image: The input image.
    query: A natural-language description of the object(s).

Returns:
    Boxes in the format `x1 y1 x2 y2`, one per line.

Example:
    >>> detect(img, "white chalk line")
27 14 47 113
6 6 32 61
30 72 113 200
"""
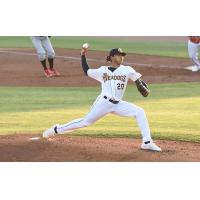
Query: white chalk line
29 137 40 141
0 50 152 67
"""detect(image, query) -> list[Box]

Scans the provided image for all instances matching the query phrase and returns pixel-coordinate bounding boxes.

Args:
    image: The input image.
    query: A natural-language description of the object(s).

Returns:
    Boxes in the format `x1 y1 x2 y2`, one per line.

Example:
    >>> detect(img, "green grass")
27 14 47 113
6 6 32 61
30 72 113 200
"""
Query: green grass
0 82 200 142
0 36 188 58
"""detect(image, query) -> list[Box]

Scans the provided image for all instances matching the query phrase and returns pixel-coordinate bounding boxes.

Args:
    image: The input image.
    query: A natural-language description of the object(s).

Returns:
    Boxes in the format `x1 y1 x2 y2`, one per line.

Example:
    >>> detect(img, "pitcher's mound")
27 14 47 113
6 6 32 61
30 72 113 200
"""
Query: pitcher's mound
0 134 199 162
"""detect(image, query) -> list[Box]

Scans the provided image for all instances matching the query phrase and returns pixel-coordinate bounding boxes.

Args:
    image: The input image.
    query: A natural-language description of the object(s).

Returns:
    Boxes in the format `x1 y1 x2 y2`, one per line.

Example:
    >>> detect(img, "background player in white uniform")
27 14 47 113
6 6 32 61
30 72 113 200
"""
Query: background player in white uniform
188 36 200 72
31 36 60 77
43 45 161 152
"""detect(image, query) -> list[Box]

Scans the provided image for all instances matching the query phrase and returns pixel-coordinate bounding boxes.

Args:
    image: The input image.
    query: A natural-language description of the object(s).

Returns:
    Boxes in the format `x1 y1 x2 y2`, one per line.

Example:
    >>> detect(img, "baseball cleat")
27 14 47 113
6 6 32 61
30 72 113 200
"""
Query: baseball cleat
191 66 200 72
43 124 59 138
49 68 60 76
141 141 162 152
44 69 53 78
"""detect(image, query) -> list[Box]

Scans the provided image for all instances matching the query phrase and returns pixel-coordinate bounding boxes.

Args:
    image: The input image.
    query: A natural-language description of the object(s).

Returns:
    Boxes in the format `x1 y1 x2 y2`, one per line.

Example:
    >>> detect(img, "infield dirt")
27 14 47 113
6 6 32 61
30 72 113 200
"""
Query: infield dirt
0 48 199 87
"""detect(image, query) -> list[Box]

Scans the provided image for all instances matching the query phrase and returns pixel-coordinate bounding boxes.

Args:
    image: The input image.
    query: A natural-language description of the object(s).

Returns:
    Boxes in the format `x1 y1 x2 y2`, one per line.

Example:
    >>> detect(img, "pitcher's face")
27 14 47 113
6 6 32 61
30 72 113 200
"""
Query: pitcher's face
111 55 124 65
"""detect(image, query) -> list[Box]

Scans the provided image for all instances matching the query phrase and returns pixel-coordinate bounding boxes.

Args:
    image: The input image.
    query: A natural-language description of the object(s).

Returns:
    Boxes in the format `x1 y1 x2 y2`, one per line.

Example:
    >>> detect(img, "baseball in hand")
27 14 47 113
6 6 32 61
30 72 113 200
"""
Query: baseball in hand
82 43 89 49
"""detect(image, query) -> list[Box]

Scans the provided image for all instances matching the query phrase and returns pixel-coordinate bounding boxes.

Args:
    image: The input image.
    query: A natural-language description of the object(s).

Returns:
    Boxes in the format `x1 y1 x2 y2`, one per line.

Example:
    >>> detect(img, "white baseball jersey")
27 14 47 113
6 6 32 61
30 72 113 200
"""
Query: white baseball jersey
87 65 142 101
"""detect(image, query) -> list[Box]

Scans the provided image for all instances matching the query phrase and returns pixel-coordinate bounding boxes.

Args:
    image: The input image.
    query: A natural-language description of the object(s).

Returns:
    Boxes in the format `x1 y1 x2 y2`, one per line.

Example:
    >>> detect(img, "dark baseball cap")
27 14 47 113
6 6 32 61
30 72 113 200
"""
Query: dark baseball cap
108 48 126 57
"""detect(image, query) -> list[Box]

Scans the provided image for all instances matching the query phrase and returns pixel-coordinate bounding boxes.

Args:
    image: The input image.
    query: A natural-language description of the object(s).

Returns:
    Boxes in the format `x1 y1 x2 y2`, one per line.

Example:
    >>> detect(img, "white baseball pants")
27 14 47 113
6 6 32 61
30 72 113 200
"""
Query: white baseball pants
31 36 55 61
188 40 200 69
56 95 152 142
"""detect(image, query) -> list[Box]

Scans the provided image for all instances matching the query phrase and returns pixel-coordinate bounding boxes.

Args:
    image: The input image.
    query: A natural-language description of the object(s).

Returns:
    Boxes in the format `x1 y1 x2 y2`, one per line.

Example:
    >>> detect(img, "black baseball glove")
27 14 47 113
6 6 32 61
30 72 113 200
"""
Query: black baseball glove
135 78 150 97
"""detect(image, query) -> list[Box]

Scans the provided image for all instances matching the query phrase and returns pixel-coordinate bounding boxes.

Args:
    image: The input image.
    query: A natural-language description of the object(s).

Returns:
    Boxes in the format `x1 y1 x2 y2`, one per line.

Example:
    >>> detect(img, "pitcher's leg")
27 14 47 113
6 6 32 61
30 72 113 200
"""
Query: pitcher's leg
112 101 161 151
113 101 152 142
43 97 111 138
57 117 92 134
135 107 152 142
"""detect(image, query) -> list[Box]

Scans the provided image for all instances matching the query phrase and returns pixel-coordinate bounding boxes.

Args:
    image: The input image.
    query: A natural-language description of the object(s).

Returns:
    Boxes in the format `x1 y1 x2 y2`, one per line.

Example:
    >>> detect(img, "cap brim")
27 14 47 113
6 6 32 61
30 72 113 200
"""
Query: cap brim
115 52 126 56
120 52 126 56
110 52 127 57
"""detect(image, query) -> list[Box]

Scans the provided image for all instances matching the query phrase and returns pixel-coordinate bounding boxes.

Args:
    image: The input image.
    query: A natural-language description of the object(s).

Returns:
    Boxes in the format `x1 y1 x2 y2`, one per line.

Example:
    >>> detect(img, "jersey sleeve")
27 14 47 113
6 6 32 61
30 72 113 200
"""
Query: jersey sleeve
128 66 142 82
87 67 104 82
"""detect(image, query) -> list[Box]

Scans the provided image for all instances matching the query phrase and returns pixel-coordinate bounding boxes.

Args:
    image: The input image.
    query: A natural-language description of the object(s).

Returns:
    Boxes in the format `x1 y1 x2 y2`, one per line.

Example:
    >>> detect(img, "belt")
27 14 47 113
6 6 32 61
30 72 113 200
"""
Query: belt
103 96 119 104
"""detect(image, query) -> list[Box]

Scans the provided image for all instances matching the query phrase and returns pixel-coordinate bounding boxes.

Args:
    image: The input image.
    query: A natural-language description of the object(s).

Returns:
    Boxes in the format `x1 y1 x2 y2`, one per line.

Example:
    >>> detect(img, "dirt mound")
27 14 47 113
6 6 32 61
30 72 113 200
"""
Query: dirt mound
0 134 199 162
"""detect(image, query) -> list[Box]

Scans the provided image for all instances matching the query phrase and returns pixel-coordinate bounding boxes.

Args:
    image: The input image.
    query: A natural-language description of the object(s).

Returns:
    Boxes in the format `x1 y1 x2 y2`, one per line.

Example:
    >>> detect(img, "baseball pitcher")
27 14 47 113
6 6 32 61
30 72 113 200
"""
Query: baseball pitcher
43 45 161 152
188 36 200 72
31 36 60 77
